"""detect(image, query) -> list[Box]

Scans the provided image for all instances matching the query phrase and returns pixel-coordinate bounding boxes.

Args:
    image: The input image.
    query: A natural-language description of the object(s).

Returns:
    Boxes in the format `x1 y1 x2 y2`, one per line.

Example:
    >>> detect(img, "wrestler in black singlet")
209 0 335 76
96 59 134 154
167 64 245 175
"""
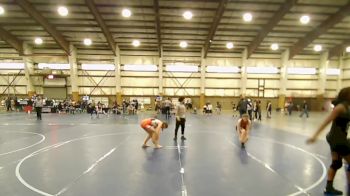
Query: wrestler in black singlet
326 102 350 156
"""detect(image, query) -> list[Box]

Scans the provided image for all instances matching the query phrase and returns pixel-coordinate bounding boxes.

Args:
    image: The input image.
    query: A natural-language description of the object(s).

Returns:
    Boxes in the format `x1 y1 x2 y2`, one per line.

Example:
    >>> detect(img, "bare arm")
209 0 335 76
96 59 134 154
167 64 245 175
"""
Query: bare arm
236 119 242 132
307 104 345 144
154 120 163 133
246 120 251 133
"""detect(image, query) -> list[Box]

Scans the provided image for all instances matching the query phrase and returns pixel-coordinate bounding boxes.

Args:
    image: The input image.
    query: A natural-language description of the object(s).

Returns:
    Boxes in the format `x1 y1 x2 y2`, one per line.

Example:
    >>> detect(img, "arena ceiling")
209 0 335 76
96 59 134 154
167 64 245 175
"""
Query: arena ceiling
0 0 349 62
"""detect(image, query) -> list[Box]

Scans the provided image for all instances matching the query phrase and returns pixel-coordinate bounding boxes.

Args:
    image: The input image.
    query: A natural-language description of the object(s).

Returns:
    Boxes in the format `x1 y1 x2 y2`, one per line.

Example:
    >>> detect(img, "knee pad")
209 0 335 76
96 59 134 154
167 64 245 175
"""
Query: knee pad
330 160 342 170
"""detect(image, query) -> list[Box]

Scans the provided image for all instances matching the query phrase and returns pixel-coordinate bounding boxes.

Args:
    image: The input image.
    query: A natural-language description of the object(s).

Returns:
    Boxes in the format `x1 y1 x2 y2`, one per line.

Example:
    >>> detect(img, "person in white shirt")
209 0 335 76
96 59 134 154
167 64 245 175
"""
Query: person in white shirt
34 96 43 120
207 103 213 115
174 97 187 140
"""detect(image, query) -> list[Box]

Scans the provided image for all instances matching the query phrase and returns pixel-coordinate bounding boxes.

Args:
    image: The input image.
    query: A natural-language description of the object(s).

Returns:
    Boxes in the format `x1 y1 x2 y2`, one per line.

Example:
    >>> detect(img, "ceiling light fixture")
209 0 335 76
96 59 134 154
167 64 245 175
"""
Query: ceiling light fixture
183 11 193 20
122 8 132 18
57 6 68 16
313 44 322 52
243 12 253 22
84 38 92 46
34 37 43 45
226 42 234 49
300 15 310 24
346 46 350 53
0 6 5 15
271 43 279 50
132 40 140 47
180 41 188 48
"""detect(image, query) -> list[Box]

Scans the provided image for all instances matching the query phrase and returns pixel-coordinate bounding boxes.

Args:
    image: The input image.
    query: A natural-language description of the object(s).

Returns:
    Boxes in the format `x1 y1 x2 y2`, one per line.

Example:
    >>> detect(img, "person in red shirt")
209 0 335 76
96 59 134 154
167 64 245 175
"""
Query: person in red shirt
236 113 251 148
140 118 168 149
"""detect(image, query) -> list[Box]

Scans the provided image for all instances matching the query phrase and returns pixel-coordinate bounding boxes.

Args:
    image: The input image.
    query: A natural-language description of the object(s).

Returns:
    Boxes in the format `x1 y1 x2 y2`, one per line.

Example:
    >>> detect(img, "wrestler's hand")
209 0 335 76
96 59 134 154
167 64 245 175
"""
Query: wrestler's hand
306 137 316 144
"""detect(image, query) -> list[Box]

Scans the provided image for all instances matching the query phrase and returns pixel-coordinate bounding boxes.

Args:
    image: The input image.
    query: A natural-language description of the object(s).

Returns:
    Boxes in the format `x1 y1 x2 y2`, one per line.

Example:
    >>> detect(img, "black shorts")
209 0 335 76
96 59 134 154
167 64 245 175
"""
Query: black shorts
327 137 350 156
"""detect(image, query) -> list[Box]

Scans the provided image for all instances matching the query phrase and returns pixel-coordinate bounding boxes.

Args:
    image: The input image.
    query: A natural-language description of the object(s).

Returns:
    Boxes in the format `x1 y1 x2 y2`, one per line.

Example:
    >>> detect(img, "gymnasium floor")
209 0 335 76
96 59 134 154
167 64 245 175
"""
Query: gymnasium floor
0 111 344 196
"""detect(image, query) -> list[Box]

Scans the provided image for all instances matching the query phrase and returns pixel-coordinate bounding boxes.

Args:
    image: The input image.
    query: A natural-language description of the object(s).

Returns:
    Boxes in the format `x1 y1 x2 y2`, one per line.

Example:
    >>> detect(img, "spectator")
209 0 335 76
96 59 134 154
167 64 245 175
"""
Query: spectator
237 98 247 117
34 96 43 120
299 100 309 118
5 97 11 111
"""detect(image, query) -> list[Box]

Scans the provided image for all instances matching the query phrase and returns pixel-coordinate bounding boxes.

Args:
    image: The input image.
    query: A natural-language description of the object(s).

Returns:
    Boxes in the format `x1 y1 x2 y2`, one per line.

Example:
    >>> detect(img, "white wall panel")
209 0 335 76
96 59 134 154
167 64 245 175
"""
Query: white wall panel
264 89 279 97
343 69 350 78
325 80 337 89
247 74 280 79
205 89 240 96
207 53 242 58
13 77 28 85
121 78 158 87
121 71 158 77
287 75 318 80
205 89 224 96
0 75 24 85
206 73 241 78
342 80 350 87
286 80 318 89
79 87 116 95
343 59 350 68
163 51 201 58
32 76 43 85
205 58 241 66
0 76 8 85
163 56 201 64
80 77 115 87
80 70 115 76
250 54 281 59
325 90 337 98
164 72 200 78
122 88 158 96
286 90 317 97
205 79 241 88
289 60 319 68
163 78 200 87
246 59 281 67
32 56 68 64
0 70 24 74
44 78 66 86
77 55 114 61
164 88 174 96
264 80 280 89
225 89 240 96
246 89 258 97
164 88 199 96
121 56 158 65
0 86 27 95
326 75 338 80
120 51 158 56
329 60 339 68
246 79 258 88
